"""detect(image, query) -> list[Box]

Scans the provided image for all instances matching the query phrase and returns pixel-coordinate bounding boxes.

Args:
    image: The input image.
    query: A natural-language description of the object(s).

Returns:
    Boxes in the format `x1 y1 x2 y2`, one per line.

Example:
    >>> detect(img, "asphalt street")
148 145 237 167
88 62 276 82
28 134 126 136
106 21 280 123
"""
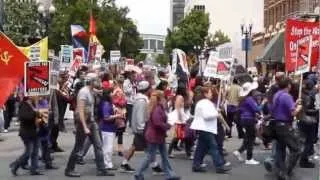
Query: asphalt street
0 120 318 180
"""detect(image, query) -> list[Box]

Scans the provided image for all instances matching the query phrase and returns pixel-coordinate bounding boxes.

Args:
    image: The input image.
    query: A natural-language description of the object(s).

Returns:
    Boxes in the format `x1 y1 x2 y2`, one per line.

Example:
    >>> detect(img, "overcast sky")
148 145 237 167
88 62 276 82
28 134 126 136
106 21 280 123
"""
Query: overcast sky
115 0 264 39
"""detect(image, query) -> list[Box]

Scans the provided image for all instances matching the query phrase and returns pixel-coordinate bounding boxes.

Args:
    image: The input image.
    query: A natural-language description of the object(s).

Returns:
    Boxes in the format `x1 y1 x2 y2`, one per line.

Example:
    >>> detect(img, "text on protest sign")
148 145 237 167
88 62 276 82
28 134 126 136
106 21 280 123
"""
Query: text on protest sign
24 61 50 96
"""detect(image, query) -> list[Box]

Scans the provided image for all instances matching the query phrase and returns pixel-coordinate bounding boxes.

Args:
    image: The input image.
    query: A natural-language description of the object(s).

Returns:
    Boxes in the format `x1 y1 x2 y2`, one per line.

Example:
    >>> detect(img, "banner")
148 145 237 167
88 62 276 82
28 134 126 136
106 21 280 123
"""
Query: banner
61 45 73 64
73 48 85 63
295 36 313 75
19 37 48 61
24 61 50 96
0 32 29 106
285 19 320 72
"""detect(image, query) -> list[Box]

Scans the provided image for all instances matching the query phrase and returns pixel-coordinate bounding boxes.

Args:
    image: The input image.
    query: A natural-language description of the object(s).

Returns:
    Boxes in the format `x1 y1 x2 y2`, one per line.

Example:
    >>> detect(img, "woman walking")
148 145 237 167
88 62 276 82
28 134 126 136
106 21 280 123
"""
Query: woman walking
190 86 231 174
99 90 124 170
233 82 261 165
134 90 180 180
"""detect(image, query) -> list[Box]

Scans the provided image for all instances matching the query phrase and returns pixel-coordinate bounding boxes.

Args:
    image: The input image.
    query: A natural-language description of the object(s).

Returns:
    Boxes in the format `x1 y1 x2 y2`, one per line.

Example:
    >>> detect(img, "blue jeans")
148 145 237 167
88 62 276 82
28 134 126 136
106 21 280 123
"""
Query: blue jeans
12 136 40 172
135 143 176 179
193 131 224 169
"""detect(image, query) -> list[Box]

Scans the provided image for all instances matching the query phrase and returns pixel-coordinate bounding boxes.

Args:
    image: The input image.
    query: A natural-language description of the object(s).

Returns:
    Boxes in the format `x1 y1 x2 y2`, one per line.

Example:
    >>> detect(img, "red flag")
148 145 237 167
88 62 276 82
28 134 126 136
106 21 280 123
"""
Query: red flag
89 13 96 35
0 32 29 106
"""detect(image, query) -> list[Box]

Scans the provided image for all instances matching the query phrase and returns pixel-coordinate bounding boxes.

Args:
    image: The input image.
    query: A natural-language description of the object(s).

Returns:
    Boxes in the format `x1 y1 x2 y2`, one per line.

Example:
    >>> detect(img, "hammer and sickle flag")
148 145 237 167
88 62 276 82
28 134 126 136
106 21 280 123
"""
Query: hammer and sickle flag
0 32 29 106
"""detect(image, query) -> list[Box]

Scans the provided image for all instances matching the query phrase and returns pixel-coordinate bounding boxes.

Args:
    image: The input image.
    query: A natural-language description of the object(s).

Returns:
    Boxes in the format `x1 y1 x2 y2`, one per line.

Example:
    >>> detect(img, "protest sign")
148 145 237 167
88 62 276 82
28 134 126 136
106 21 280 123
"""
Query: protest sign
285 19 320 72
110 50 121 64
295 35 313 75
217 43 233 59
50 57 60 90
73 48 85 63
24 61 50 96
61 45 73 64
19 37 48 61
203 51 218 78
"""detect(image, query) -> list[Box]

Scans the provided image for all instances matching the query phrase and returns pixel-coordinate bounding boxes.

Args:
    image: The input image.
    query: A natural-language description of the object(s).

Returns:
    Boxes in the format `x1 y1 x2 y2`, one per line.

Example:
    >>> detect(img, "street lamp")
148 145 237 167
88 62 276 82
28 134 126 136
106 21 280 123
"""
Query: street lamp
241 23 252 68
36 0 56 37
194 45 201 76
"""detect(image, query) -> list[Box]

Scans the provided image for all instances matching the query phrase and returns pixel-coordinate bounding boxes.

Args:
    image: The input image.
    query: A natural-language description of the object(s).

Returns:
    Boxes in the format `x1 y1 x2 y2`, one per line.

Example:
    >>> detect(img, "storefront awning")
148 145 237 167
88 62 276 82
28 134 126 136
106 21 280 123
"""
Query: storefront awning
256 32 284 63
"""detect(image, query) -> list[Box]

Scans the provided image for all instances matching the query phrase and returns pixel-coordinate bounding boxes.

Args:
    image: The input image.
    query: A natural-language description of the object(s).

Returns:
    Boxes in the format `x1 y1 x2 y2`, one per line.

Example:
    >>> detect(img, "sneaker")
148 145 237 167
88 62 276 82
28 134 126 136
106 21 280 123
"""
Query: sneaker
216 165 231 174
3 129 8 133
300 160 315 168
263 158 274 172
188 155 194 160
120 164 135 173
96 170 115 176
167 176 181 180
192 167 207 173
233 151 244 162
169 154 175 159
245 159 260 165
224 161 231 166
200 163 207 168
152 165 165 175
65 170 81 177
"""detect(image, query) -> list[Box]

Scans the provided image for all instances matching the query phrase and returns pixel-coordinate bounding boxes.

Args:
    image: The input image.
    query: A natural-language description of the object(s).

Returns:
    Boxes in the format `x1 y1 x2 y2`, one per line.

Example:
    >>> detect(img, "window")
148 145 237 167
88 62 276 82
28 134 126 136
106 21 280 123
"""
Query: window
157 40 164 50
143 40 148 49
150 40 156 50
194 5 205 12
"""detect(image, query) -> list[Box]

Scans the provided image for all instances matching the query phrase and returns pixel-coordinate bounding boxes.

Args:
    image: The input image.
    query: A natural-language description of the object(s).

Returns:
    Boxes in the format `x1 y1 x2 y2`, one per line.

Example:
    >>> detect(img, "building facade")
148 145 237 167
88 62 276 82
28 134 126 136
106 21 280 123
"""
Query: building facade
139 34 165 54
250 0 319 73
170 0 185 29
184 0 215 34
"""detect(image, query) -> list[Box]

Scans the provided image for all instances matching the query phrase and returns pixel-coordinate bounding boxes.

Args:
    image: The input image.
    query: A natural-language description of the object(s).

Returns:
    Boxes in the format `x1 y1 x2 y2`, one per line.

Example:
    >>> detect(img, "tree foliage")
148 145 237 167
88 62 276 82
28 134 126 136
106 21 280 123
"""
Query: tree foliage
156 54 170 66
3 0 143 57
205 30 231 48
3 0 40 46
165 10 210 54
49 0 143 58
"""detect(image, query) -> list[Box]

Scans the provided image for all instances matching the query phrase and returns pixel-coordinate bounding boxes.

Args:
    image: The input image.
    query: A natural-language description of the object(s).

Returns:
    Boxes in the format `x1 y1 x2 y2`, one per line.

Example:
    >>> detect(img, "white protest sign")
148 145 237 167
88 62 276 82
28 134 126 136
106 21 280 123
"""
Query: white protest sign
110 50 121 64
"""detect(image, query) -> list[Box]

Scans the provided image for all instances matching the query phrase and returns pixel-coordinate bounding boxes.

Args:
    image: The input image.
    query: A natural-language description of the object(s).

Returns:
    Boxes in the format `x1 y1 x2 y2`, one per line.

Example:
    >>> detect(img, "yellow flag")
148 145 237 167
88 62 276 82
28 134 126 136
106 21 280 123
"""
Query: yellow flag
18 37 48 61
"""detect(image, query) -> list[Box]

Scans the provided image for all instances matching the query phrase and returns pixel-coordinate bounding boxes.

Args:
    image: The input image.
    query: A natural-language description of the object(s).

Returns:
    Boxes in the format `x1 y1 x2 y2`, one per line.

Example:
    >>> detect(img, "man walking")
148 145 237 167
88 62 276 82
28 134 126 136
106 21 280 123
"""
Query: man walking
65 73 114 177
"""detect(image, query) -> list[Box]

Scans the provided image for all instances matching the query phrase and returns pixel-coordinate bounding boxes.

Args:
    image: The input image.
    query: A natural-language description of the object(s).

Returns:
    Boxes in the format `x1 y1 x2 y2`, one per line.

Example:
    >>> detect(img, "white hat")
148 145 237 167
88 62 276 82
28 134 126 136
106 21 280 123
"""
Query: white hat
239 81 259 97
86 73 98 81
137 81 150 91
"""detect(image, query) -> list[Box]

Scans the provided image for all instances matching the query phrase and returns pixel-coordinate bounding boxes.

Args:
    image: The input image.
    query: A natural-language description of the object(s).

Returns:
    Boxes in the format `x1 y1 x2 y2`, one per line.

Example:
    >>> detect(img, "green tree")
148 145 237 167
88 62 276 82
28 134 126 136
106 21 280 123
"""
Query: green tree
205 30 231 48
156 53 170 66
3 0 40 46
48 0 143 57
165 10 210 54
134 53 147 63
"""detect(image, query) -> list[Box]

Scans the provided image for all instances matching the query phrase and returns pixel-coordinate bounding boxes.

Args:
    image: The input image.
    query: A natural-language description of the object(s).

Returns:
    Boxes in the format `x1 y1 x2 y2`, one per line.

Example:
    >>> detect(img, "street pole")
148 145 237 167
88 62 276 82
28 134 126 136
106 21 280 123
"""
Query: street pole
245 33 249 69
241 23 252 69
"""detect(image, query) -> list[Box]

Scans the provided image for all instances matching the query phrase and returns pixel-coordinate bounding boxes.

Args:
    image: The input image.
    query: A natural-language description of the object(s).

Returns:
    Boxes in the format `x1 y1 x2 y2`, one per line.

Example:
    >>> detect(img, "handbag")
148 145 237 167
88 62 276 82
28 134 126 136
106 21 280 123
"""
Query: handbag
260 115 274 143
175 124 186 140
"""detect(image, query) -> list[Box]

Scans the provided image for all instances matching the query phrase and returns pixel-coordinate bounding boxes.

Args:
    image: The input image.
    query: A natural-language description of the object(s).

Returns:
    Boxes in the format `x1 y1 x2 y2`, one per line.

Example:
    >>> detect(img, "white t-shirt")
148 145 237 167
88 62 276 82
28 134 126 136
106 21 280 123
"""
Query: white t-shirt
190 99 218 134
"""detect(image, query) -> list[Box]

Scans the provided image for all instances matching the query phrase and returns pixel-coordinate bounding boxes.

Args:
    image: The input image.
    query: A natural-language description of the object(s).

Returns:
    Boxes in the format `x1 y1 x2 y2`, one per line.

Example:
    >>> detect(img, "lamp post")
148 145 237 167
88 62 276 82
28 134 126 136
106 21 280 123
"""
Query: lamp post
36 0 56 37
194 45 201 76
241 23 252 69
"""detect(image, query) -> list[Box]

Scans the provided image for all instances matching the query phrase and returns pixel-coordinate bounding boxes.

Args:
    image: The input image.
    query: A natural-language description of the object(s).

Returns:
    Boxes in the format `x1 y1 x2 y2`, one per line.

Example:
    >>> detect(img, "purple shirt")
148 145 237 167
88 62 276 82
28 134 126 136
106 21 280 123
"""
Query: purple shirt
99 102 116 132
239 96 260 124
272 90 295 122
